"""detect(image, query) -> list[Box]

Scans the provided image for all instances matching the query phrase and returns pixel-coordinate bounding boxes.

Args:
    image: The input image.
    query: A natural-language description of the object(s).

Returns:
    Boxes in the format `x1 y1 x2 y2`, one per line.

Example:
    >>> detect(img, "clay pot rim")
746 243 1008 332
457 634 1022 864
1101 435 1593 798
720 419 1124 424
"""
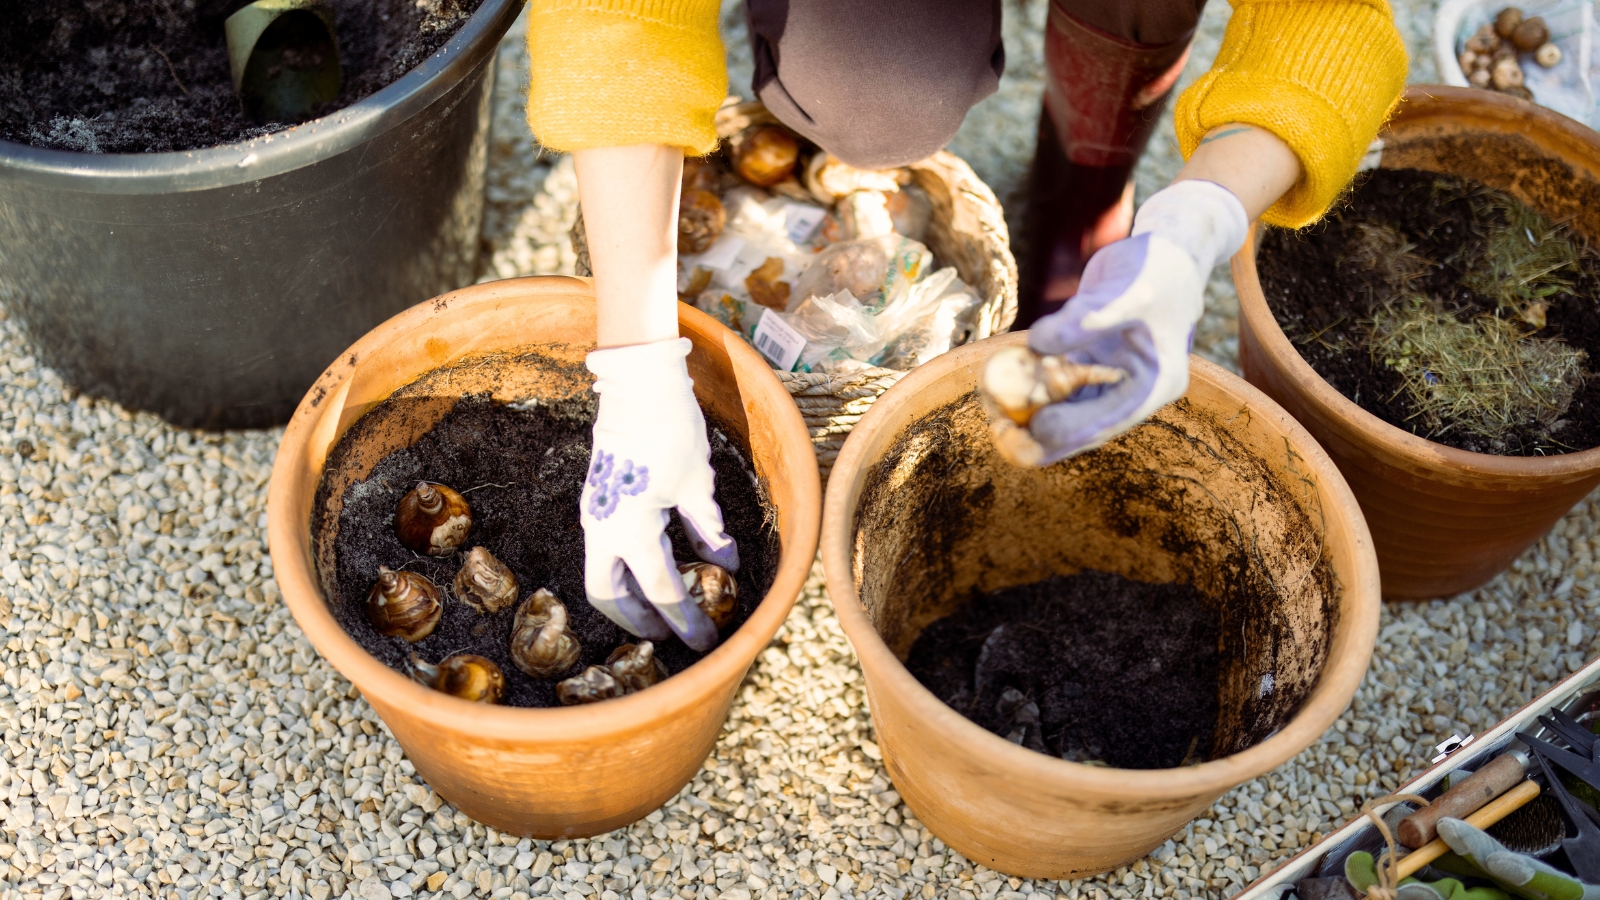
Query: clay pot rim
267 276 821 742
819 333 1381 792
1232 84 1600 479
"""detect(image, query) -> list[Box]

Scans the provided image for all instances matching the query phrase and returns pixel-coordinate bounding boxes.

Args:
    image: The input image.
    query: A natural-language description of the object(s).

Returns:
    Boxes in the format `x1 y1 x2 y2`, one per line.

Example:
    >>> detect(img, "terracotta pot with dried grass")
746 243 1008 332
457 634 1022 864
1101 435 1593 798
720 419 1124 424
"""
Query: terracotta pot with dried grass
1234 86 1600 599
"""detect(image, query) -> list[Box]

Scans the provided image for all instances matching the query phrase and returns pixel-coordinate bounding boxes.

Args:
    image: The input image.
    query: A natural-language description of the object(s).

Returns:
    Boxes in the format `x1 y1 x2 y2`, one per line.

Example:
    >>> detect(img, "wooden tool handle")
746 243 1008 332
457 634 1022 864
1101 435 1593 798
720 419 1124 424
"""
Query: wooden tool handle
1395 779 1540 880
1398 753 1528 848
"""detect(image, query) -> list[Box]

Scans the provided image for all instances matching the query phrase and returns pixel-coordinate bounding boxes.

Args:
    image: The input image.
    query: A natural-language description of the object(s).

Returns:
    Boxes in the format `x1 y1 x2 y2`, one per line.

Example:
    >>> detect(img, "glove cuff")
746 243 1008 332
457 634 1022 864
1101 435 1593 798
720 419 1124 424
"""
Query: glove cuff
586 337 695 398
1131 179 1249 274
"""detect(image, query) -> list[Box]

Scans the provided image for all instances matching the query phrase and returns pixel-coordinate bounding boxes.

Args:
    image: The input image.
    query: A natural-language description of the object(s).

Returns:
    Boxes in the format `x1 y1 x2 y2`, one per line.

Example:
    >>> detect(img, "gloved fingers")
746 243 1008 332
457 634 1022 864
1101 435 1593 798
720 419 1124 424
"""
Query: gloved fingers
677 495 740 572
1478 852 1538 889
621 530 720 653
1027 373 1156 465
584 550 673 641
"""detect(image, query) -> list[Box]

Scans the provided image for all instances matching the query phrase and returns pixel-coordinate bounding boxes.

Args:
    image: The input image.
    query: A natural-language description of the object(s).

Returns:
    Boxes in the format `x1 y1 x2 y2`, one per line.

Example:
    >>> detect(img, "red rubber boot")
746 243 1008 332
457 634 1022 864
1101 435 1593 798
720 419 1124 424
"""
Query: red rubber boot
1015 6 1195 327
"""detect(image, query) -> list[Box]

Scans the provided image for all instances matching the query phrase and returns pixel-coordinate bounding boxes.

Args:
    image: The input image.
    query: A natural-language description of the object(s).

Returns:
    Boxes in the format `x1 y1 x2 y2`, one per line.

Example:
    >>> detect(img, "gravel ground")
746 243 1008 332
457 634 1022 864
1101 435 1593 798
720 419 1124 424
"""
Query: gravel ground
3 5 1595 900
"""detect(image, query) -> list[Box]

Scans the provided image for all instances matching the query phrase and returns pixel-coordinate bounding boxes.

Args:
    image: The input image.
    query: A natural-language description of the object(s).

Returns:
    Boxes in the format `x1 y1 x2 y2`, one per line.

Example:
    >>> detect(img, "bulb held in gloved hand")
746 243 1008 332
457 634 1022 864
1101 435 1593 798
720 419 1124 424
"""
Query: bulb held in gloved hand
509 589 581 678
556 665 624 706
679 189 726 255
606 641 667 693
409 653 504 703
366 567 442 642
732 126 799 187
678 561 737 631
980 345 1127 426
453 546 518 614
394 481 471 556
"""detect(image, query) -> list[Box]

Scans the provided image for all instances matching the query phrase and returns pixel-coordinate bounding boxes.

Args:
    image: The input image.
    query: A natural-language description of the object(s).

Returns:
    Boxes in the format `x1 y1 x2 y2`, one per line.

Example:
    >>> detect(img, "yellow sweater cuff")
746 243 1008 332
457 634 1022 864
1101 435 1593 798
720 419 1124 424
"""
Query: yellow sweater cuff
525 0 727 155
1173 0 1408 228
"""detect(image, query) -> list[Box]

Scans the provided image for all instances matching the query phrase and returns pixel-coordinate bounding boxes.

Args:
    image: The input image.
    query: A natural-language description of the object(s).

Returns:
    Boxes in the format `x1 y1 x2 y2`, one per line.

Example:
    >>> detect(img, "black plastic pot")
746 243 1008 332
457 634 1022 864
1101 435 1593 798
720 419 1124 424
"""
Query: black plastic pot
0 0 524 430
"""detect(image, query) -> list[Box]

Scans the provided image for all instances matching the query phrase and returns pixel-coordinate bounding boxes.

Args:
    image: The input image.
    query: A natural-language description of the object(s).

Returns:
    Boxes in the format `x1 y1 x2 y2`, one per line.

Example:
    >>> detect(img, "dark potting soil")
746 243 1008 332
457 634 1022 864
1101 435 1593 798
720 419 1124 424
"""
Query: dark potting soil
904 570 1221 770
0 0 483 153
323 394 779 709
1258 166 1600 456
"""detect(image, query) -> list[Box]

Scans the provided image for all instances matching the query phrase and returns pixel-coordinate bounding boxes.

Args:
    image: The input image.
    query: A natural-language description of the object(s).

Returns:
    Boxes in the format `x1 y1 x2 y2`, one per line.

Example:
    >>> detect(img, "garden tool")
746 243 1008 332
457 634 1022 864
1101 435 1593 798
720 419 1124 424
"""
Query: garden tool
1386 781 1543 880
225 0 342 124
1537 711 1600 759
1403 748 1534 847
1489 794 1568 858
1519 735 1600 881
1346 850 1511 900
1438 816 1600 900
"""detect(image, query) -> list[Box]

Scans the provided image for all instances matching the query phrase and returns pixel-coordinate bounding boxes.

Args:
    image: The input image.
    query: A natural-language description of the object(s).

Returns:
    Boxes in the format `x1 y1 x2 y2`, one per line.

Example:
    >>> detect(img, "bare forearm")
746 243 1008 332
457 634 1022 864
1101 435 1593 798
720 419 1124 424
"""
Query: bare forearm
1173 124 1302 222
574 144 684 348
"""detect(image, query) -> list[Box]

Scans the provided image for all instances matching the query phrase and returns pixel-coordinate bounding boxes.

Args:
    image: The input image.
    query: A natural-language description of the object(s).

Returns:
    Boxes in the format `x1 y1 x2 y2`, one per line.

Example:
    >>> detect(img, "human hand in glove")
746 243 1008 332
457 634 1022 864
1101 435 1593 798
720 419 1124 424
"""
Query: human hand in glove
572 144 738 653
1020 178 1248 464
581 338 739 653
1003 123 1301 466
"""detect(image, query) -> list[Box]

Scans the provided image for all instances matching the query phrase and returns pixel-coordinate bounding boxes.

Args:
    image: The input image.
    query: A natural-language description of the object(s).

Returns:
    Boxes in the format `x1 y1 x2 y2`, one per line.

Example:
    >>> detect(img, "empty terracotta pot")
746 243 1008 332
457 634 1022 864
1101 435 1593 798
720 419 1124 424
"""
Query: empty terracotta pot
266 276 820 837
820 333 1380 879
1234 85 1600 599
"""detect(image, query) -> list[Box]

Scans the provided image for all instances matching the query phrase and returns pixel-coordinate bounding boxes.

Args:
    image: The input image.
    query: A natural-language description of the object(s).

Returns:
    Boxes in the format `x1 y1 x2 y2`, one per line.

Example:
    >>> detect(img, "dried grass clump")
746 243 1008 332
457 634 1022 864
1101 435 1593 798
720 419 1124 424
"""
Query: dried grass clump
1461 190 1583 328
1370 297 1586 444
1348 221 1431 289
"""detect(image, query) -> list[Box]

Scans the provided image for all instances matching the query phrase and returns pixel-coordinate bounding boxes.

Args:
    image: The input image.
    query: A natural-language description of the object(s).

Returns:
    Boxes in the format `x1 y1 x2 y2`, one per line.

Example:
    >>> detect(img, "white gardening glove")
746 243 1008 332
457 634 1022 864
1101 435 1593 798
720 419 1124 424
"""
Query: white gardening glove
581 338 739 653
1026 179 1249 463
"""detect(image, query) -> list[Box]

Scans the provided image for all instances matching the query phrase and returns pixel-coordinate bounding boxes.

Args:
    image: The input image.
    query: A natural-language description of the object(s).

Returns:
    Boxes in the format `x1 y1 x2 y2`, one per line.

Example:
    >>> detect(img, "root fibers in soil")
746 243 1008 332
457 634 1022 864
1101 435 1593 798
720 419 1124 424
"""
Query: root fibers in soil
905 571 1221 770
1258 166 1600 456
0 0 483 153
321 394 778 709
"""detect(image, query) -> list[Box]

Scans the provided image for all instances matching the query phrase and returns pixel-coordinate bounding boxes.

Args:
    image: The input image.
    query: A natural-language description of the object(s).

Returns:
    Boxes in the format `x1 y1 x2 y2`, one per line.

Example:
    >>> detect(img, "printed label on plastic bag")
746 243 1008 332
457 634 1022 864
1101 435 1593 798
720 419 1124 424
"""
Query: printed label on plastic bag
783 204 827 243
752 308 807 371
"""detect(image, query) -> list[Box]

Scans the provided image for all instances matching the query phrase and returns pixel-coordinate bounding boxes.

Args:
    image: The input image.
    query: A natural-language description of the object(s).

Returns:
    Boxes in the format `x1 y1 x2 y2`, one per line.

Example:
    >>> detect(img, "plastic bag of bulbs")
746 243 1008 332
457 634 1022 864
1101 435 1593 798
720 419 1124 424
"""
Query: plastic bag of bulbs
675 121 983 375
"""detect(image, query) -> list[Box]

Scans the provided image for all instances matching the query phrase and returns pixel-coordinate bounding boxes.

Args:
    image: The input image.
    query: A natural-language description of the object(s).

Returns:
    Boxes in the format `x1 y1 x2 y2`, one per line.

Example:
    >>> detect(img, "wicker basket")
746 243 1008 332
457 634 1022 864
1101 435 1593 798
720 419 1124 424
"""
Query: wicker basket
573 99 1018 485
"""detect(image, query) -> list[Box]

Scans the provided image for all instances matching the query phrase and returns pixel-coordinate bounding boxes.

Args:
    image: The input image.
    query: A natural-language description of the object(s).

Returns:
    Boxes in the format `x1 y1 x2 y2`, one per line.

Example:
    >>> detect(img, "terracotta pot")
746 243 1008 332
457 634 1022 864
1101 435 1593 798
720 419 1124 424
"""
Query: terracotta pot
819 333 1380 879
1234 85 1600 599
266 276 820 837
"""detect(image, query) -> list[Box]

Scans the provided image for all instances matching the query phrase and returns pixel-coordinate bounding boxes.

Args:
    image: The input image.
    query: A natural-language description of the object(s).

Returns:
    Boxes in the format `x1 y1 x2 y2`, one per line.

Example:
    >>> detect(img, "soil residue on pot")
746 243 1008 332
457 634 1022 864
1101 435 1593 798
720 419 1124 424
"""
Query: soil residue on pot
1258 166 1600 456
0 0 484 153
853 391 1338 768
905 571 1220 769
316 391 779 709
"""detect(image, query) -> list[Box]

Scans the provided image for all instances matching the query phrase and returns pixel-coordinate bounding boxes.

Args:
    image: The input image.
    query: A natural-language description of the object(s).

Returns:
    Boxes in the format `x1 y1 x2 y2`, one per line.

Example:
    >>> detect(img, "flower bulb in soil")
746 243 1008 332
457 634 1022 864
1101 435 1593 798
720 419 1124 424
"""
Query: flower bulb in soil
509 589 581 679
394 481 471 556
606 642 667 693
317 393 778 709
409 653 504 704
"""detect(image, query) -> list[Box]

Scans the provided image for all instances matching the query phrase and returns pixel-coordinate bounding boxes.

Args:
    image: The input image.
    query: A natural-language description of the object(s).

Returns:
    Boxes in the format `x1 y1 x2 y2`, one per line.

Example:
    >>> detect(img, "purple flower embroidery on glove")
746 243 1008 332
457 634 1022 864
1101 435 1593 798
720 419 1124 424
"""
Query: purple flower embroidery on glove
587 450 614 487
586 483 619 520
613 460 649 496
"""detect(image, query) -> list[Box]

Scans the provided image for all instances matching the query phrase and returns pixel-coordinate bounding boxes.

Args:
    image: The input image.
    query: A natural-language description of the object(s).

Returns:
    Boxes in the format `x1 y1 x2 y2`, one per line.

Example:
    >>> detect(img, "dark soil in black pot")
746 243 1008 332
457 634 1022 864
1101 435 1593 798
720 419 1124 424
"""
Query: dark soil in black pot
318 394 780 709
1258 166 1600 456
0 0 483 153
905 571 1221 770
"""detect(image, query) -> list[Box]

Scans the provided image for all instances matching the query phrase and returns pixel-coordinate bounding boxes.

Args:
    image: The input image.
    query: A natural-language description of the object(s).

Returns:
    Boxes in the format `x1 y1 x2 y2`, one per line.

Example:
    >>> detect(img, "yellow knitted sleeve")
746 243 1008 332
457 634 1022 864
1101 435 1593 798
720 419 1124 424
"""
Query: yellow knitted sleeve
1173 0 1408 228
525 0 727 155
